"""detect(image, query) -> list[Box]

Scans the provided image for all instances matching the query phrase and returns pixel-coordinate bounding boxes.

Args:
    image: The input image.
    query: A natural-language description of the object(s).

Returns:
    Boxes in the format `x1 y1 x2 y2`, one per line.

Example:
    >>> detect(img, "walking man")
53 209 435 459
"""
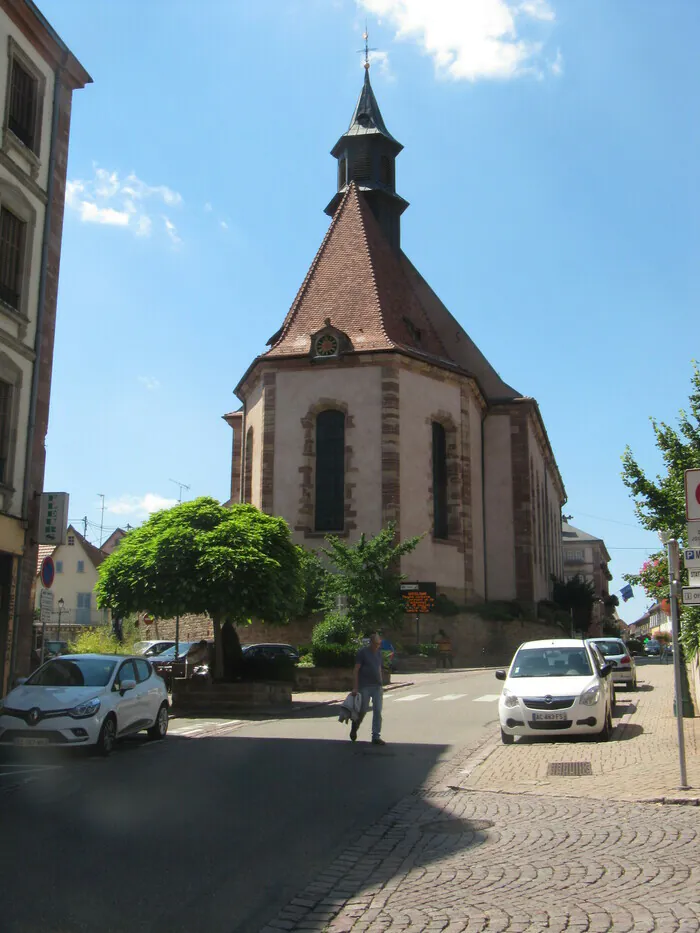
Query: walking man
351 633 386 745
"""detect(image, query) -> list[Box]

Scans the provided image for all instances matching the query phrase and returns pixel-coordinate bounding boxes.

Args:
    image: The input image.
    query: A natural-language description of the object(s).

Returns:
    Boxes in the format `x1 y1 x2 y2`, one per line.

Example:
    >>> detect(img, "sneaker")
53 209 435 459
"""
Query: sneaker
371 737 386 746
350 725 358 742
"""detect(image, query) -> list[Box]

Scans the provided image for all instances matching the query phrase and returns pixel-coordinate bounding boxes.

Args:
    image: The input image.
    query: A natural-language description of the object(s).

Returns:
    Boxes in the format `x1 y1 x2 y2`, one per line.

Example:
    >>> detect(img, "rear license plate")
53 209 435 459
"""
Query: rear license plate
14 737 49 747
531 712 567 722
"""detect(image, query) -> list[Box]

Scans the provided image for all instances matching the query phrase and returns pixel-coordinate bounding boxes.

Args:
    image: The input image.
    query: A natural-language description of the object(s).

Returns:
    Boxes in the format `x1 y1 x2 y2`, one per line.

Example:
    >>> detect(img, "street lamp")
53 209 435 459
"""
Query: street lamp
57 597 65 643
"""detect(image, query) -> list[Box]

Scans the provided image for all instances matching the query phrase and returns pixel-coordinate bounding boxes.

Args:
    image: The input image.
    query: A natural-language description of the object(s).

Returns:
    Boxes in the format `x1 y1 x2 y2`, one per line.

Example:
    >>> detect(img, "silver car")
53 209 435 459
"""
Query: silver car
587 637 637 690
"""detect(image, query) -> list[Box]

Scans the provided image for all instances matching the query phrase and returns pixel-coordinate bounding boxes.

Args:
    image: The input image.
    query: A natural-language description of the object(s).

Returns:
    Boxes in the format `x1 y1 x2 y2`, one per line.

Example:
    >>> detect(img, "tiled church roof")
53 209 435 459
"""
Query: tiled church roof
262 183 520 402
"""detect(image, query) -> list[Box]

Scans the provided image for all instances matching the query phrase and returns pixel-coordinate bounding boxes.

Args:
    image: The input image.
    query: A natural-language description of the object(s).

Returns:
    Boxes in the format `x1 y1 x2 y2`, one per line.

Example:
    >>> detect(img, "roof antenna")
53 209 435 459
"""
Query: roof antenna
357 23 377 71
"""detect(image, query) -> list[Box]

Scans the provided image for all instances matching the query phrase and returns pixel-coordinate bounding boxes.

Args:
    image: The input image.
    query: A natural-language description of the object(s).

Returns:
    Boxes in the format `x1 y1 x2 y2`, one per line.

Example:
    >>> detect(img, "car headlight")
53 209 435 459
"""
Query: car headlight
502 688 519 709
580 685 601 706
69 697 101 719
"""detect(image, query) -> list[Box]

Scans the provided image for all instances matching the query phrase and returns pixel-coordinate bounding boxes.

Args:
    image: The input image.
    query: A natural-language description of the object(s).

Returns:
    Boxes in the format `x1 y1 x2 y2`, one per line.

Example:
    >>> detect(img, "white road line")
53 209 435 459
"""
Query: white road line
392 693 431 702
433 694 467 702
473 694 501 702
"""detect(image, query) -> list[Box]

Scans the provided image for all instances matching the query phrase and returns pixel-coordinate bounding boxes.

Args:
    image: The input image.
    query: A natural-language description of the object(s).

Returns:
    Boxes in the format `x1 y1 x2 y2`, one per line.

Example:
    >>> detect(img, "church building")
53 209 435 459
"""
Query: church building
225 64 566 607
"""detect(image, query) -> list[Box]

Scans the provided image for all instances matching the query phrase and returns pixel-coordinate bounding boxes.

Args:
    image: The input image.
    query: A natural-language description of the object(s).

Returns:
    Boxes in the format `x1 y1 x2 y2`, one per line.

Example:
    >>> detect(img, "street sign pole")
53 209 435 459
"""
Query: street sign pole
667 539 689 790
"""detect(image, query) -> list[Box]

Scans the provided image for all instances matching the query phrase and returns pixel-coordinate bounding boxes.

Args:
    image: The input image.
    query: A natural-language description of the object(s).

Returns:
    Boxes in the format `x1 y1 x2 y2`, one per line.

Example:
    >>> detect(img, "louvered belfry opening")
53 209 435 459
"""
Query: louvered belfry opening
315 409 345 532
0 208 25 309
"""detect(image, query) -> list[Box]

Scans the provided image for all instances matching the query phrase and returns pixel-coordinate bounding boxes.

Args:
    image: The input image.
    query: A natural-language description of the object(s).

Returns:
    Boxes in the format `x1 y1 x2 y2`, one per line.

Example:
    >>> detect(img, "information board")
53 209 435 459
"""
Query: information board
400 581 437 614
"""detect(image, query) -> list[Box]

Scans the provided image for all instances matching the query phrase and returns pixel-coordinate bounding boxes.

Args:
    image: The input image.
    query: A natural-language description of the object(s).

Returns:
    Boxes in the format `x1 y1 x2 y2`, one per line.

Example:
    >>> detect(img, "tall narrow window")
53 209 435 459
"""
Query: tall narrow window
0 208 25 309
0 379 11 484
432 421 448 540
315 410 345 532
8 59 38 151
243 427 253 504
380 155 393 186
352 144 372 182
338 157 347 189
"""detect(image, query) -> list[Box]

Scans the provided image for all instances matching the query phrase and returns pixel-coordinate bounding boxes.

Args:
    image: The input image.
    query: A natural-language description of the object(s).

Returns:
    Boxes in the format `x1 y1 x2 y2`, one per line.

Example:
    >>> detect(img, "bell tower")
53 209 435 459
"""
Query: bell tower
325 45 408 251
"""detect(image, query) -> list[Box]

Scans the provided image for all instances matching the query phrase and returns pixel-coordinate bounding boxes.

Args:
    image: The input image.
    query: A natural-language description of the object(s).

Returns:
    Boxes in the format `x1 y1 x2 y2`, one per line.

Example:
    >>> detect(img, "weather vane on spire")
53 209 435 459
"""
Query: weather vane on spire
357 23 377 71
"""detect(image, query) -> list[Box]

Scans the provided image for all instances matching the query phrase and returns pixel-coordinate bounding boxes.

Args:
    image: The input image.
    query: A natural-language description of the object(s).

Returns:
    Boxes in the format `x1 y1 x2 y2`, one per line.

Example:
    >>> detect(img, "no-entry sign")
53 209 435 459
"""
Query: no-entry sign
686 469 700 521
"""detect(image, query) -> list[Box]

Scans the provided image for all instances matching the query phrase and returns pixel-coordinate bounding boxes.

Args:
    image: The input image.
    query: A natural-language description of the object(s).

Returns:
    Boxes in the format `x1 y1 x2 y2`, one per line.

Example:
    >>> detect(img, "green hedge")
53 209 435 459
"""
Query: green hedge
311 613 361 668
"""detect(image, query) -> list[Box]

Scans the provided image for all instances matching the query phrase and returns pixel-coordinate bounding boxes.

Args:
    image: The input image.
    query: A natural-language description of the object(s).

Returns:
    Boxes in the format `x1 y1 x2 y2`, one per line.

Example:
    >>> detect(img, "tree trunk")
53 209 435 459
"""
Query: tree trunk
212 614 224 681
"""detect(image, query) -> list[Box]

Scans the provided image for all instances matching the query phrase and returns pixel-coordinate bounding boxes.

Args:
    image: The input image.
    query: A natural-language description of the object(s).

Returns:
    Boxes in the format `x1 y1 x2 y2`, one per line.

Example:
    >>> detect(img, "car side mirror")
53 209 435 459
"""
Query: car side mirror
13 676 27 687
495 670 506 681
119 678 137 693
600 664 612 677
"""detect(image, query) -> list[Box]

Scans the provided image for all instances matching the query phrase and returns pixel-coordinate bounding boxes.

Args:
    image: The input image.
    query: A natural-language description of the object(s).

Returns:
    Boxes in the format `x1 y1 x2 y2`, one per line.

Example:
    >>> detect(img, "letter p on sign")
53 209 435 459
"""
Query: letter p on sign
685 469 700 521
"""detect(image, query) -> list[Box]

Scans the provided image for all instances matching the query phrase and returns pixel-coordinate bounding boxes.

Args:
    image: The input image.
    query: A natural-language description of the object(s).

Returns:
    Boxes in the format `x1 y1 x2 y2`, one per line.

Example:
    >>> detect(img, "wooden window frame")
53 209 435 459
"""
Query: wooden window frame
3 38 45 164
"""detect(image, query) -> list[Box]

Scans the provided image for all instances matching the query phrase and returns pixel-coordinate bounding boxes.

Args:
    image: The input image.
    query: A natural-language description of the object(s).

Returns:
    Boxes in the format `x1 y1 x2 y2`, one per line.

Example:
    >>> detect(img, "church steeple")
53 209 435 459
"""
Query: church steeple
325 60 408 251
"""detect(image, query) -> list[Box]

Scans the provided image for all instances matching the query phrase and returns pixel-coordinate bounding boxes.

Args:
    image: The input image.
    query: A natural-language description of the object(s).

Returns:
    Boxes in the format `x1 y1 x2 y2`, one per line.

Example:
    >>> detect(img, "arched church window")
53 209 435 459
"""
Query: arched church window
432 421 448 540
244 426 254 504
338 157 347 189
315 409 345 532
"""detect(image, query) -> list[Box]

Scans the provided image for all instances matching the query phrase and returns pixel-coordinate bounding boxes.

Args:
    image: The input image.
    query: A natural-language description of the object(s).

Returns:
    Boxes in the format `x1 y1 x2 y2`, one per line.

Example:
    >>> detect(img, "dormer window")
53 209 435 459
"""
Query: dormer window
403 317 422 344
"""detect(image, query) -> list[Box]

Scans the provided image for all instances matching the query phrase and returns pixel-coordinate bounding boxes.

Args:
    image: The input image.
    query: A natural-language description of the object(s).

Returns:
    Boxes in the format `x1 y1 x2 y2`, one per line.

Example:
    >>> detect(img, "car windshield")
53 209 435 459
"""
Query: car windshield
510 647 593 678
593 640 624 657
26 658 117 687
154 643 193 660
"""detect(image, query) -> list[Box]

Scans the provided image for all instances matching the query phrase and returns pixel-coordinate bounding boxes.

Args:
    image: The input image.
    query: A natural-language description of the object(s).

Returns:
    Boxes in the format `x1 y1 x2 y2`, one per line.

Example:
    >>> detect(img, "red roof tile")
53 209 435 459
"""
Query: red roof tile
262 183 520 401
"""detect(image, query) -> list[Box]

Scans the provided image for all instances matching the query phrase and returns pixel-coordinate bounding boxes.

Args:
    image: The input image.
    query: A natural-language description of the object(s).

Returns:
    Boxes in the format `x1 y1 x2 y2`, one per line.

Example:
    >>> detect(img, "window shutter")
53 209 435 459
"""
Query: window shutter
8 59 37 151
315 410 345 532
0 379 12 484
0 208 25 309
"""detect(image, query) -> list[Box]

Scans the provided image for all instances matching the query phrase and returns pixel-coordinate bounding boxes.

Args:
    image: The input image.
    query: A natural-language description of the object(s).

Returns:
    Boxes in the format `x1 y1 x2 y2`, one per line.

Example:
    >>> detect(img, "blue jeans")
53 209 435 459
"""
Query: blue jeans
359 684 383 738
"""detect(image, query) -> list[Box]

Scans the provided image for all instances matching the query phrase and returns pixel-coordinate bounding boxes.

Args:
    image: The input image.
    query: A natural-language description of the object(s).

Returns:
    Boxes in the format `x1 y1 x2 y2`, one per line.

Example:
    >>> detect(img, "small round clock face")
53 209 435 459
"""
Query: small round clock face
316 334 339 357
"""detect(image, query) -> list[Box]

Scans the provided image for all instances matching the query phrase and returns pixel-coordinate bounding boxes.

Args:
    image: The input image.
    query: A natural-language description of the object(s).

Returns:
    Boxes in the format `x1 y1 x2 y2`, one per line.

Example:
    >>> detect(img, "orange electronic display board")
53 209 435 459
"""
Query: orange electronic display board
400 582 436 614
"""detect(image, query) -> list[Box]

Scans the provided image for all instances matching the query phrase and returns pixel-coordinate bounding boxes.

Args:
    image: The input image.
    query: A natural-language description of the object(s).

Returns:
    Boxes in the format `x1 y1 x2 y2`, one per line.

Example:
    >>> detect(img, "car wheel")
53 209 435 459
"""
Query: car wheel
96 715 117 757
148 702 169 740
596 708 613 742
501 728 515 745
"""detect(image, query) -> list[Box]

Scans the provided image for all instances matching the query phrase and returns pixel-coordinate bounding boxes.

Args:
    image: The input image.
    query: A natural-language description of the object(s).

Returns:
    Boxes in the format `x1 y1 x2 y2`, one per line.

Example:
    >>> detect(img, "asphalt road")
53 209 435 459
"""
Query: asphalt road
0 668 500 933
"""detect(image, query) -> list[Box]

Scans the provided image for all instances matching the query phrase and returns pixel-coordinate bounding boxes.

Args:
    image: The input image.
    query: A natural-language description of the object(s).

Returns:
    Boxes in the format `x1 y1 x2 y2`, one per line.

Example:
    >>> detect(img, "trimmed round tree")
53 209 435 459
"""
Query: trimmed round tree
95 497 303 679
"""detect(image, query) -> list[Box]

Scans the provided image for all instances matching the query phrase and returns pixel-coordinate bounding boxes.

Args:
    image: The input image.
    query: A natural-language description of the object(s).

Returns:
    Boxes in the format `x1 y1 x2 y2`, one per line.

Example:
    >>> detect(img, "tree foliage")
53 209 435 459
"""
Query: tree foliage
621 363 700 656
321 523 421 632
96 498 303 677
551 574 596 631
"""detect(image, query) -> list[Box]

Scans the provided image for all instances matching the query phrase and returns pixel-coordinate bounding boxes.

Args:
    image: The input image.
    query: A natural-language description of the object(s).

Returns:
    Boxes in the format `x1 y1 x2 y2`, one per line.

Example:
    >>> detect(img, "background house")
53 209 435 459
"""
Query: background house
561 521 613 628
0 1 90 693
100 527 127 555
35 525 109 640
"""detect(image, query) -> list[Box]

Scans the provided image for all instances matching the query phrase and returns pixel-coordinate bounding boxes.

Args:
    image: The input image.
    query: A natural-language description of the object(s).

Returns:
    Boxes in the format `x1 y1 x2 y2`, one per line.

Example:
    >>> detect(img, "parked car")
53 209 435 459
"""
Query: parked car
151 642 213 689
495 638 615 744
644 639 662 657
0 654 169 756
587 637 637 690
241 643 300 663
134 640 176 658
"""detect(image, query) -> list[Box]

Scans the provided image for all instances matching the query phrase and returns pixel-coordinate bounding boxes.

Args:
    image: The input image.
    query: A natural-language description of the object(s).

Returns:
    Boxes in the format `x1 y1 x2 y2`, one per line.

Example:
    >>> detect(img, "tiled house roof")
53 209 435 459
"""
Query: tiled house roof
34 526 107 576
36 544 55 574
257 183 520 402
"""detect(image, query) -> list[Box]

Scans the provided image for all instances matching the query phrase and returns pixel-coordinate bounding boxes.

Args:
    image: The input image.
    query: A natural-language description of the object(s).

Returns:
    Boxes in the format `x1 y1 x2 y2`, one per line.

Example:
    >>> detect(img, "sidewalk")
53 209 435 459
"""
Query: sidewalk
459 662 700 803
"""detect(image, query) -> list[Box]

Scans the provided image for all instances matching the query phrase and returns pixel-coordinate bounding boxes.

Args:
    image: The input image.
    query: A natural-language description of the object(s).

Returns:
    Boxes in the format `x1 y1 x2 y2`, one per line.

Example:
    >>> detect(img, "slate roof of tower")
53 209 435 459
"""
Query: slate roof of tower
261 183 521 402
339 68 402 150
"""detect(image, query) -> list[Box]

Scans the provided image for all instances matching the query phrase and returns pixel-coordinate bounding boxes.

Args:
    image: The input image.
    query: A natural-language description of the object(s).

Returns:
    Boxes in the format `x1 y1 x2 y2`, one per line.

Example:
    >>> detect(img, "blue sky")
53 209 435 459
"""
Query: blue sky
37 0 699 624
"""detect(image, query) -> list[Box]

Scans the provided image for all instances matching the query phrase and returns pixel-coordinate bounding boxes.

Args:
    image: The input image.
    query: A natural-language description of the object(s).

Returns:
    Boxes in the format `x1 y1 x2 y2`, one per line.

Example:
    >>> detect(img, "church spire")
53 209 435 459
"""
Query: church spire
325 39 408 251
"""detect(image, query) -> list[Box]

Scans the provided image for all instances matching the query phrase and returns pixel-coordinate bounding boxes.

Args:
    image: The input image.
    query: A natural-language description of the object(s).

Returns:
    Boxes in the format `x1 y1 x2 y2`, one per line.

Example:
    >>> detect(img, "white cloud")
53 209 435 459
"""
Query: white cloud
550 47 563 76
65 165 184 244
356 0 557 81
163 216 182 247
220 220 229 231
367 49 393 79
137 376 160 391
204 202 213 212
77 202 130 227
106 493 178 519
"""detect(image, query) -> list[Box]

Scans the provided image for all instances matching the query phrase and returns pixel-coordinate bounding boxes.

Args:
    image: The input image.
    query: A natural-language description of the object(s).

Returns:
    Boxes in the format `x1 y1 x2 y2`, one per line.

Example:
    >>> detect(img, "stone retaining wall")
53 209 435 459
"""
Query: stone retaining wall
294 667 391 692
171 679 291 712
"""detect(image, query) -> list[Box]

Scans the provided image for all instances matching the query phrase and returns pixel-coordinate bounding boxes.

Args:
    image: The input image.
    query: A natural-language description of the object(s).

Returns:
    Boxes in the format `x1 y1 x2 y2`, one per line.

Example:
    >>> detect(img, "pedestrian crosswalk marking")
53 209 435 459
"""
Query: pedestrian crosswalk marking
434 694 467 702
393 693 431 702
473 694 501 702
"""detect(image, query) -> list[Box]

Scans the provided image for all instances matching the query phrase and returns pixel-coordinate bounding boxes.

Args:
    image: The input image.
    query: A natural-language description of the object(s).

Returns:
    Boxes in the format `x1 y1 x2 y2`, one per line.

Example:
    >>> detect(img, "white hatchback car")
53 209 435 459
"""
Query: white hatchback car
0 654 169 756
496 639 615 744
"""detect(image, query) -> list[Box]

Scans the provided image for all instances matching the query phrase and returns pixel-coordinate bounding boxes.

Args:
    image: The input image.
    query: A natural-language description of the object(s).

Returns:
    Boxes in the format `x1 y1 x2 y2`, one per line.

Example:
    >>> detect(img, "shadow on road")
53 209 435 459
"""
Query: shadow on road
0 732 462 933
615 723 644 741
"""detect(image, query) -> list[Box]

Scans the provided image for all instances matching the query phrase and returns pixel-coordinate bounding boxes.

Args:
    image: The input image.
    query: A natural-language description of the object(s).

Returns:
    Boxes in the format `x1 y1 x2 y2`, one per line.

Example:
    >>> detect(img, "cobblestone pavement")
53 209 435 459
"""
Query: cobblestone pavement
461 663 700 802
261 664 700 933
